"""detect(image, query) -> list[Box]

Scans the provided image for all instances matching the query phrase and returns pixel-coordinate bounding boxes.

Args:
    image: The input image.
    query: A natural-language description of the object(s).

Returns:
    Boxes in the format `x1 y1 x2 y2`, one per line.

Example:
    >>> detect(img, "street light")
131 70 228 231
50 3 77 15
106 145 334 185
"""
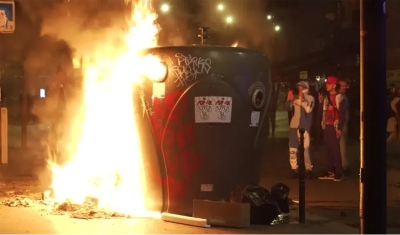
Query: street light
217 3 224 11
161 3 169 13
274 25 281 31
226 16 233 24
267 14 272 20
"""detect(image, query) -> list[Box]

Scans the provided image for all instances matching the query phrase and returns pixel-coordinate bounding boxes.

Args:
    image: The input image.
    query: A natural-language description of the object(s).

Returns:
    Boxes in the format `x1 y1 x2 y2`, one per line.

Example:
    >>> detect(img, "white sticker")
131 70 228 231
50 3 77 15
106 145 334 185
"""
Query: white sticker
152 82 165 99
195 96 232 123
250 111 260 127
200 184 213 192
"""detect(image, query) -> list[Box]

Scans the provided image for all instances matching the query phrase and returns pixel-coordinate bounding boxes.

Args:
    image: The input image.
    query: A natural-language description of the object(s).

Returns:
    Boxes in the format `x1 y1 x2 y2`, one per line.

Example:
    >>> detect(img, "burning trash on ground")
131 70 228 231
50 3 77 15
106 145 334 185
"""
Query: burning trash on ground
0 191 136 220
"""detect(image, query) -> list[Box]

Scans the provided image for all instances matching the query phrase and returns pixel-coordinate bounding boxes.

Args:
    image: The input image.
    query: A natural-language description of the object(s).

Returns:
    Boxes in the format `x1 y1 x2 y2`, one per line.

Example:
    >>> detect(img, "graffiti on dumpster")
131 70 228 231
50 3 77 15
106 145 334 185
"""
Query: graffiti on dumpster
172 53 212 87
139 88 155 116
194 96 232 123
150 91 202 211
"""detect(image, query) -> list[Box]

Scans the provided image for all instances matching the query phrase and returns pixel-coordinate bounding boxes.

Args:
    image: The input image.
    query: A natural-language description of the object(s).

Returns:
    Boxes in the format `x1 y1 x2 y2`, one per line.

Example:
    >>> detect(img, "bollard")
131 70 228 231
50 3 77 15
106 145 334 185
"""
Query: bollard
298 128 306 224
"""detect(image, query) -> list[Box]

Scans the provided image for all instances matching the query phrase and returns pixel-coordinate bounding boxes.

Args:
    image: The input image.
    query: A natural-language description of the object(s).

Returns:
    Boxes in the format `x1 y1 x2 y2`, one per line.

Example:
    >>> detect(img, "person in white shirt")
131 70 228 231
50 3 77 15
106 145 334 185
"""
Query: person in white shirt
285 81 315 178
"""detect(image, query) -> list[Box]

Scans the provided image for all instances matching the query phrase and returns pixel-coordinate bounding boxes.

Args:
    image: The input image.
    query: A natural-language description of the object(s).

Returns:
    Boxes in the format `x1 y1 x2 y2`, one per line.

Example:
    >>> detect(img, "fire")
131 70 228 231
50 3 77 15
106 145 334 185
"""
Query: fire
231 41 239 47
47 0 165 218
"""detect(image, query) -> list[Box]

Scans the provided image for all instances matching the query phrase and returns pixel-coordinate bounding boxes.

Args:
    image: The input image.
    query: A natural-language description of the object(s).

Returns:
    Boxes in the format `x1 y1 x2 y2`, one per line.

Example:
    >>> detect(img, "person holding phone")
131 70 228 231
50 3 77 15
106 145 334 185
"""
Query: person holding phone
317 76 346 181
286 81 315 178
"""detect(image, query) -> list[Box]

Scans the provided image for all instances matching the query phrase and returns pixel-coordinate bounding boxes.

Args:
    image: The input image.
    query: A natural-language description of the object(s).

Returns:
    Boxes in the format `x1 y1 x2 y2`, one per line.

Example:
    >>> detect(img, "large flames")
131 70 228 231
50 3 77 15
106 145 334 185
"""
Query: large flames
47 0 165 217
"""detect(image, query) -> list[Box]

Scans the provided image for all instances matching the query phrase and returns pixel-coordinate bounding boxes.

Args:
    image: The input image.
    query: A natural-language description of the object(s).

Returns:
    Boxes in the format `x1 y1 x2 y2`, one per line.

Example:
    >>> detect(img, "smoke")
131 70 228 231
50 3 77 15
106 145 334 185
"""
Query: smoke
226 0 272 53
18 0 132 109
15 0 136 183
200 0 277 52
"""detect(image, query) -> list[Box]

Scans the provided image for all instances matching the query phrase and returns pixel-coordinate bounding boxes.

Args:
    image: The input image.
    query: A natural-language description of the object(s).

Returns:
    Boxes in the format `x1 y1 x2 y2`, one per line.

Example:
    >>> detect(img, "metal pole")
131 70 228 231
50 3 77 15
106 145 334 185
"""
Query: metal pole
358 0 365 231
21 69 27 150
298 128 306 224
198 28 204 45
359 0 387 233
0 68 2 160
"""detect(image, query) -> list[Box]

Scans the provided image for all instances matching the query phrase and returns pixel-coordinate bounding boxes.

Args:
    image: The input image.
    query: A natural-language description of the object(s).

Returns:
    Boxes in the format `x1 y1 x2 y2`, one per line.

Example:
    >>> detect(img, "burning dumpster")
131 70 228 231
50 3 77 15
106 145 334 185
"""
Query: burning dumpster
137 45 272 216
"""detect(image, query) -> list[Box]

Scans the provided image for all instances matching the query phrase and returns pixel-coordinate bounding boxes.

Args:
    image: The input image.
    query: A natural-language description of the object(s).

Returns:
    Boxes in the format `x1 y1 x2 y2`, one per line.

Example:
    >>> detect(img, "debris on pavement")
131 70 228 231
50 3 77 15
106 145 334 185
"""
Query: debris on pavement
270 213 290 225
231 184 289 225
162 212 210 228
271 183 291 213
0 193 130 220
193 199 249 228
52 200 128 219
0 197 48 207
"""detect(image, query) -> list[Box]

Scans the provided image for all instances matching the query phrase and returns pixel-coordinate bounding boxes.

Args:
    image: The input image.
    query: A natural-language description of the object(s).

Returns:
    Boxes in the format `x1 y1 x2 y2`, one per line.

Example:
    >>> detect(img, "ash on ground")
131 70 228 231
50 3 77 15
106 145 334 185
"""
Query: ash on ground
53 201 128 219
1 196 130 219
1 197 49 207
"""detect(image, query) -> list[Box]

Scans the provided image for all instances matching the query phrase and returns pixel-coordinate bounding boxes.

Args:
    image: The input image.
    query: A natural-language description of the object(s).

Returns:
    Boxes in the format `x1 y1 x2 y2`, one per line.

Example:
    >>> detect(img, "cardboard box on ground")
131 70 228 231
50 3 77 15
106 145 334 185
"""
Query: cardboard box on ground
193 200 250 228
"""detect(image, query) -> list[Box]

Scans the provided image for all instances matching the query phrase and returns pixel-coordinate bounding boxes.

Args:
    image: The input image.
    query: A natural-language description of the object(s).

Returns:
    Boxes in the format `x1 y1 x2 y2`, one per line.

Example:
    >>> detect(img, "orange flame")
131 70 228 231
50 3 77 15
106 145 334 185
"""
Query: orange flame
231 41 239 47
48 0 164 218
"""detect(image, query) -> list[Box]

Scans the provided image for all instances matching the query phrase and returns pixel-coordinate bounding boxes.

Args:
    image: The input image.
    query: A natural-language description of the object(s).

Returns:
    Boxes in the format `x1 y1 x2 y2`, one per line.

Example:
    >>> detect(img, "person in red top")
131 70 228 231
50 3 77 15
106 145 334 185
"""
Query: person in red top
317 76 347 181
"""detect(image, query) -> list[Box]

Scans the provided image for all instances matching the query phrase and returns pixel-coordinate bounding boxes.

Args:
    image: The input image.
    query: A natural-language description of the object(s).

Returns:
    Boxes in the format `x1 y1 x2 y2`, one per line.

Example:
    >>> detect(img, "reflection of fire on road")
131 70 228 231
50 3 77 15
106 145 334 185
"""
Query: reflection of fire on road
47 0 166 218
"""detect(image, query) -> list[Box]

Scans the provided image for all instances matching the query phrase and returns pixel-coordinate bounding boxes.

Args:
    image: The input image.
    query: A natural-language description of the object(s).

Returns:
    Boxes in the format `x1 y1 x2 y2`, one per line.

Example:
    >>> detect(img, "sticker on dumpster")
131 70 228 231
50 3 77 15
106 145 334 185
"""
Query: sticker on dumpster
195 96 232 123
195 97 213 122
152 82 165 99
200 184 213 192
250 111 260 127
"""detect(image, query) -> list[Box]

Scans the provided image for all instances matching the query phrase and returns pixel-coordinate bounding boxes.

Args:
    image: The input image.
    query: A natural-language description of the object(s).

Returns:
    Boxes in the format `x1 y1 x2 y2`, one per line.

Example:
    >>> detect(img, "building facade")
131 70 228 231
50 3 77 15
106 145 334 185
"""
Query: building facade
386 0 400 85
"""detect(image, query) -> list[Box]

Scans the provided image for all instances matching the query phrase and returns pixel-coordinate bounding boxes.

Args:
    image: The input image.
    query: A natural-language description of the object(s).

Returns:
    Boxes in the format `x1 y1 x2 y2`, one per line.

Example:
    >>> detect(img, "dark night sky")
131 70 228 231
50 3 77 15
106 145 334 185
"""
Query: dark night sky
0 0 349 80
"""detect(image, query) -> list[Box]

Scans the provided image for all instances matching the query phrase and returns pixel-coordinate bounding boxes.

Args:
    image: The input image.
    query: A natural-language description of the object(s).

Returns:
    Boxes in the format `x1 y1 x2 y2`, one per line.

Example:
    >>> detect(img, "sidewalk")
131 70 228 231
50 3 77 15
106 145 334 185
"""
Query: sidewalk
0 205 358 234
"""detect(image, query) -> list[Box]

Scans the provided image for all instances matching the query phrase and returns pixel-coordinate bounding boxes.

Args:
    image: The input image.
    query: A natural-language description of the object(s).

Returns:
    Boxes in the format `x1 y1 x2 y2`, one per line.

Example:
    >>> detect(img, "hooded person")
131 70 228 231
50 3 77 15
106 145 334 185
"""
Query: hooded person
285 81 315 178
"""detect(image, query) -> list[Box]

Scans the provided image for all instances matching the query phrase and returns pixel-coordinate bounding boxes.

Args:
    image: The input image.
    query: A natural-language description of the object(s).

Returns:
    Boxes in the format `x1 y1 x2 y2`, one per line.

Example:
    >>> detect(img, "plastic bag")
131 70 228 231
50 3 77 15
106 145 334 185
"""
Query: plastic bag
271 183 291 213
230 184 281 225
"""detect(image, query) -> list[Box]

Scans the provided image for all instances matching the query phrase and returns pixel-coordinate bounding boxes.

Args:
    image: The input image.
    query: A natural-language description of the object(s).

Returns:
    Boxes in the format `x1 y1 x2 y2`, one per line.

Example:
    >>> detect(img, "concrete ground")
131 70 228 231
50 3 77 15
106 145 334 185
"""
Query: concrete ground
0 110 399 233
0 204 358 234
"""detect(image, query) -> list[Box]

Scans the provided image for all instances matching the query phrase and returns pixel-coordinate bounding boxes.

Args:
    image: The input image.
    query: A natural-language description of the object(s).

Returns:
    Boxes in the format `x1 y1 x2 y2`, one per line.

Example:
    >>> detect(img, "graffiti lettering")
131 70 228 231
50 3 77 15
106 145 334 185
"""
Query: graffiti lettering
172 53 212 87
139 88 155 116
211 72 224 79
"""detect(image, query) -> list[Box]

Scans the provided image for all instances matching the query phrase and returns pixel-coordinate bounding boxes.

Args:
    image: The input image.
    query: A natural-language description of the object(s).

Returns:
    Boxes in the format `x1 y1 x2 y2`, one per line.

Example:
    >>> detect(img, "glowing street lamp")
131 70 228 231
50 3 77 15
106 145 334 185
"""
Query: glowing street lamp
161 3 169 13
226 16 233 24
274 25 281 31
217 4 224 11
267 14 272 20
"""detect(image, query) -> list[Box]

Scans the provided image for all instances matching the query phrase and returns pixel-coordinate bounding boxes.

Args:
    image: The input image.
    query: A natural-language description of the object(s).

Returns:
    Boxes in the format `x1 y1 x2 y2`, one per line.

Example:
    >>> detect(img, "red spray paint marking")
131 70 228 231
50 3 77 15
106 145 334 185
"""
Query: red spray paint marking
150 91 202 212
